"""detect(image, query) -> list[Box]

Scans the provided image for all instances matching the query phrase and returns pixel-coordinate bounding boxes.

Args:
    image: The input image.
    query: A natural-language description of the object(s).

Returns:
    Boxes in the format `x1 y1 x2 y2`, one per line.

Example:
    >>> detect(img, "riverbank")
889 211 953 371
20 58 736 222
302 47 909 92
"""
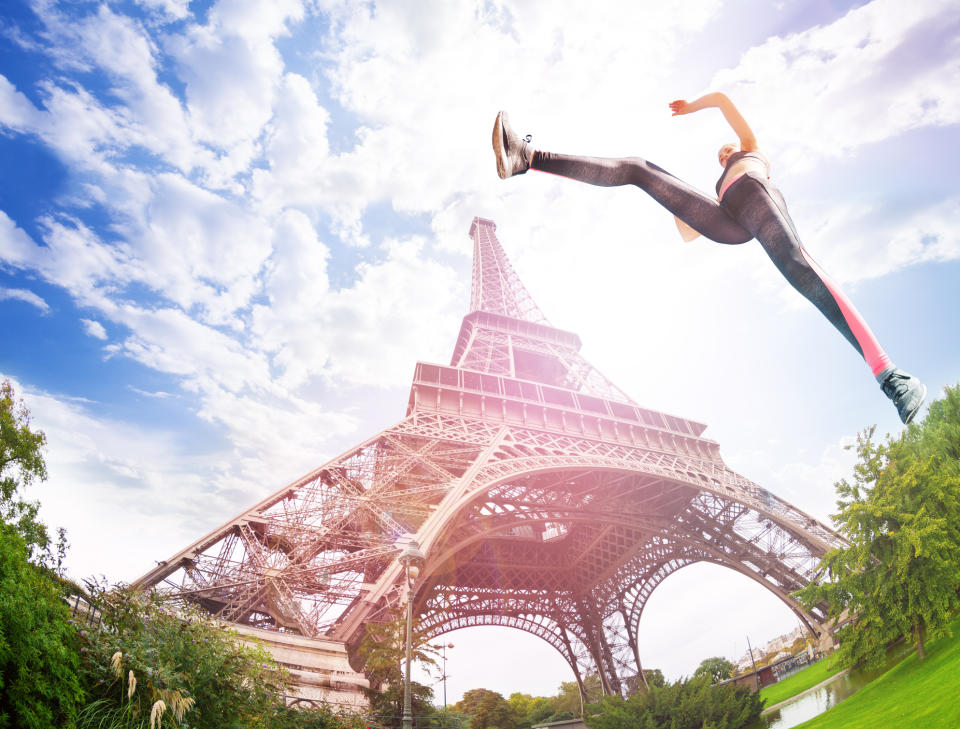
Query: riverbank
757 658 844 708
794 622 960 729
761 669 849 715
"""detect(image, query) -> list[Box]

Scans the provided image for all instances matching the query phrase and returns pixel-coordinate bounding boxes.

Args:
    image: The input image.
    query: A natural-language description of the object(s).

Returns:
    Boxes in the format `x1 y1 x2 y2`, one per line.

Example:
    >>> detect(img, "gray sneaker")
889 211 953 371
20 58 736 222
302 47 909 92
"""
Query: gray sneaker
492 111 531 179
878 367 927 424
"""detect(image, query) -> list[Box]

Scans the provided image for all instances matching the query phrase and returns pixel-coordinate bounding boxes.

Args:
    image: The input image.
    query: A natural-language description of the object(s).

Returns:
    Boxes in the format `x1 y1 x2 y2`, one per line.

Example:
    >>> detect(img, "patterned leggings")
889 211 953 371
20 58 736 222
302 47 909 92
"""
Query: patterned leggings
531 151 891 375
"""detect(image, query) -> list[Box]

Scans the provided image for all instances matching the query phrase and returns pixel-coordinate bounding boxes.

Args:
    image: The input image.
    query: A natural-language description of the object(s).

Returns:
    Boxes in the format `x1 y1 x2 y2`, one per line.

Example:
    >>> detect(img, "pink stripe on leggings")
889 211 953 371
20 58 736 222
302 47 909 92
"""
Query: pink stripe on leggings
799 246 891 375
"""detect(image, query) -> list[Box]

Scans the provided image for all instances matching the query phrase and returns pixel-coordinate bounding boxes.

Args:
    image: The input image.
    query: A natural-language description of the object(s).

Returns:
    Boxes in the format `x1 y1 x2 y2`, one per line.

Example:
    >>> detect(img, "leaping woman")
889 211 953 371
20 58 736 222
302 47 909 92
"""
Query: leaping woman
491 93 926 424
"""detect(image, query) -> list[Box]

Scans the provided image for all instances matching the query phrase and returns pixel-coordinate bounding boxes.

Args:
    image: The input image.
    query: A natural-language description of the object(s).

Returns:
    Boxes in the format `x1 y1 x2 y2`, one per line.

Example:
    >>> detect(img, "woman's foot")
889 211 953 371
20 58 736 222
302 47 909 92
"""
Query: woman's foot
877 367 927 424
492 111 531 179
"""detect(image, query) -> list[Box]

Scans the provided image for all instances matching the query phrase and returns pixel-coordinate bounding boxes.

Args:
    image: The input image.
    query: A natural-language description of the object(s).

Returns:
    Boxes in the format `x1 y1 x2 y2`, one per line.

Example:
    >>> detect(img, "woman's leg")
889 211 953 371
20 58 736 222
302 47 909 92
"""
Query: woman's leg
721 177 925 422
532 151 753 245
492 110 750 244
721 177 887 369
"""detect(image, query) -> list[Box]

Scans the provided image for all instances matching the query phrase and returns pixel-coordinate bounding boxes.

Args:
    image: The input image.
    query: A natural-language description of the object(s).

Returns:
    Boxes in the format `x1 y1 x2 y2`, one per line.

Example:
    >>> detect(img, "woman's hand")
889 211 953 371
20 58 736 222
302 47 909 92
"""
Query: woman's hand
669 93 758 150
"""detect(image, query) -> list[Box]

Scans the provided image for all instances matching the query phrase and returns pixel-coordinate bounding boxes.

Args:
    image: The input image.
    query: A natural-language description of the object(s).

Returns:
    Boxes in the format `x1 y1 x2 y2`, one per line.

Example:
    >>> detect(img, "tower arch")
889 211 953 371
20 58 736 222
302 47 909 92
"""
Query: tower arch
409 459 833 696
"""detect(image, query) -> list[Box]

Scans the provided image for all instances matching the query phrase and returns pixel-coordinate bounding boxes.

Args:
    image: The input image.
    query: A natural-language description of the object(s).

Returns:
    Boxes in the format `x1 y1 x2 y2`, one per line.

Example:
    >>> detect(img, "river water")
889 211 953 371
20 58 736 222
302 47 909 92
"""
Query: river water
752 643 914 729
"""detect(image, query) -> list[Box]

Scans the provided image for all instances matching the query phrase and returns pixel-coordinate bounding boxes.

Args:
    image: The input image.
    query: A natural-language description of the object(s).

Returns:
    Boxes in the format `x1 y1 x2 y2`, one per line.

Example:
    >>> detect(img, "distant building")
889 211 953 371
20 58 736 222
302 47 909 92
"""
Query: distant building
735 625 808 671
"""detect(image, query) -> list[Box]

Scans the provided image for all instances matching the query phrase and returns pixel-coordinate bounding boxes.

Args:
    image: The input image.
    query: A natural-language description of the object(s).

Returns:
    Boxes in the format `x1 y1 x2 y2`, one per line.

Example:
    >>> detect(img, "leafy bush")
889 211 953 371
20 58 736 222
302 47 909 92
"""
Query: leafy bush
585 675 763 729
0 525 83 729
263 703 370 729
76 584 289 729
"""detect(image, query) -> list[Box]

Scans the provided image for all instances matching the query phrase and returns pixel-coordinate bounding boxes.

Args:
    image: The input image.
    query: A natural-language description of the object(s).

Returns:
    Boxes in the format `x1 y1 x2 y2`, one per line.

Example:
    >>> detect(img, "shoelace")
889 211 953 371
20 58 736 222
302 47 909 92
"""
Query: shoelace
881 375 910 399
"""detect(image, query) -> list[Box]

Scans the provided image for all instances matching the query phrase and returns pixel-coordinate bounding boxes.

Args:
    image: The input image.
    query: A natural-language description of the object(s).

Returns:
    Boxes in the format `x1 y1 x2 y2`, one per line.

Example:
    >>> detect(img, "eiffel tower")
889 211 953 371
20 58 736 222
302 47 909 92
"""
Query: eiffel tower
135 217 843 700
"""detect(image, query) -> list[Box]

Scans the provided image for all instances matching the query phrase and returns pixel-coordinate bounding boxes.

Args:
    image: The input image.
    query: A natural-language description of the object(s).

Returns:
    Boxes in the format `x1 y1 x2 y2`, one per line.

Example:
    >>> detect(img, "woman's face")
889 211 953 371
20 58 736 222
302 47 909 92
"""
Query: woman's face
718 144 737 167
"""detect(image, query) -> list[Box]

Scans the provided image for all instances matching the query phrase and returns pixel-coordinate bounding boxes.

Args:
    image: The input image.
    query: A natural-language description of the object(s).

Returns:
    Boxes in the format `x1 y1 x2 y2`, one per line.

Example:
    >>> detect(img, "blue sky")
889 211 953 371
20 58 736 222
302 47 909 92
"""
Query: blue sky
2 0 958 703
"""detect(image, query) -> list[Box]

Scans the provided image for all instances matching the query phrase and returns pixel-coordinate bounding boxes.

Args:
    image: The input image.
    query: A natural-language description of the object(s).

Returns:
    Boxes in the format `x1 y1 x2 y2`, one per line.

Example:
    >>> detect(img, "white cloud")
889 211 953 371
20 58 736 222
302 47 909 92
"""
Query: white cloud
0 210 42 264
725 435 860 528
707 0 960 171
250 0 726 243
5 0 955 465
128 386 172 398
131 172 273 325
313 235 464 386
165 0 303 161
251 229 464 389
0 372 225 580
80 318 108 339
795 195 960 288
0 286 50 313
10 215 139 307
2 365 360 581
133 0 191 22
105 304 272 393
33 79 143 167
0 74 43 131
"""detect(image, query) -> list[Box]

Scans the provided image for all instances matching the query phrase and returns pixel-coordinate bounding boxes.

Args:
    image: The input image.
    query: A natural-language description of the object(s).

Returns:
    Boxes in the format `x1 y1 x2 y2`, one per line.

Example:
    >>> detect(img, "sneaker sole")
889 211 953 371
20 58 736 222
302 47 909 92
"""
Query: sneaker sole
492 111 508 179
903 383 927 424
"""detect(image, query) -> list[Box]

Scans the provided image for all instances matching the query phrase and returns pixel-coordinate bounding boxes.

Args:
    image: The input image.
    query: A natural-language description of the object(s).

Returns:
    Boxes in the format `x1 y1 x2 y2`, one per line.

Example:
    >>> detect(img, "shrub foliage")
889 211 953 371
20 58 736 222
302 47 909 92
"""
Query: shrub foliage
585 676 763 729
0 527 83 729
76 583 291 728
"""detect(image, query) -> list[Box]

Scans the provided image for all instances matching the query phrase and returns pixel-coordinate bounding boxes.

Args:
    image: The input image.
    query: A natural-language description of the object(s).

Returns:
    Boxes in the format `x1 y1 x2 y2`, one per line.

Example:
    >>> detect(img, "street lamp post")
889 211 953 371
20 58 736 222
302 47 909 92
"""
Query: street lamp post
399 539 425 729
746 635 760 692
433 641 455 709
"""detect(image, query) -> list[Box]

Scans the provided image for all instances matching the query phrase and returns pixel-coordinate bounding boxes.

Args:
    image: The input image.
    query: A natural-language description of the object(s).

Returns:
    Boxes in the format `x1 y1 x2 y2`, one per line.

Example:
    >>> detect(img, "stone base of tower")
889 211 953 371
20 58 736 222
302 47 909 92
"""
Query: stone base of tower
231 624 369 709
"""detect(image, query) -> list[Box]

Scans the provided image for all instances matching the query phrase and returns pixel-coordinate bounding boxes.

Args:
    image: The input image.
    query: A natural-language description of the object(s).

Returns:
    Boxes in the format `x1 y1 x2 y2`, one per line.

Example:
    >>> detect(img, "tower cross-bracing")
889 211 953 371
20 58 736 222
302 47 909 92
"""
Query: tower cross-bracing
135 217 843 699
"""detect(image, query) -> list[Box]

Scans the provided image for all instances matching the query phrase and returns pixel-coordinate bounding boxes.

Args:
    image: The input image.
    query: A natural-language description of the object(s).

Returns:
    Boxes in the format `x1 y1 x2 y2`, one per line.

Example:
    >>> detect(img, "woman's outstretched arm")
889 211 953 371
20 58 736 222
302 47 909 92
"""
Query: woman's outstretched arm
669 93 758 151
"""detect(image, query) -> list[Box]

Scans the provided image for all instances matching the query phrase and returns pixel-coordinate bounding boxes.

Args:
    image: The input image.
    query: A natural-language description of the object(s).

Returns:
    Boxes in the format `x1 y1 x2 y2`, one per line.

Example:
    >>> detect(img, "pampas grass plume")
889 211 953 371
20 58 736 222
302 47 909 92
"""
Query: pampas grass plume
150 700 166 729
127 670 137 699
173 694 195 722
156 689 196 722
110 651 123 678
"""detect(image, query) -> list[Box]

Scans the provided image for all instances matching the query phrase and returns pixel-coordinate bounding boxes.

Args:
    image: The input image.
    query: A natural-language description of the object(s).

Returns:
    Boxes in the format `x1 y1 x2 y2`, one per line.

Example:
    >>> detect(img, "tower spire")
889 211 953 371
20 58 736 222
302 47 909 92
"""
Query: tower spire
456 217 631 402
469 217 549 324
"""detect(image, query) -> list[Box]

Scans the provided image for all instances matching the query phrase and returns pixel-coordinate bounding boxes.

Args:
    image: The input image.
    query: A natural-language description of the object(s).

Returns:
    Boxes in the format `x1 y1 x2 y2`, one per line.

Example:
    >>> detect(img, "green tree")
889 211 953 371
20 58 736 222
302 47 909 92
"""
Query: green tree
0 380 52 559
641 669 665 689
798 385 960 667
0 380 83 729
363 679 436 729
356 613 437 690
0 526 84 729
355 614 436 727
453 688 516 729
432 705 471 729
506 693 533 720
508 693 555 729
554 674 602 716
693 657 735 683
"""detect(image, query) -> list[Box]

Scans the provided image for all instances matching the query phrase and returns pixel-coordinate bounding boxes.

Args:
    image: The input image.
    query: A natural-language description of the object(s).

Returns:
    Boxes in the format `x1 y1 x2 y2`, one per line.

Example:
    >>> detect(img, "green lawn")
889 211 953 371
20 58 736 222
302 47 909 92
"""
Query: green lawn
795 620 960 729
759 657 844 708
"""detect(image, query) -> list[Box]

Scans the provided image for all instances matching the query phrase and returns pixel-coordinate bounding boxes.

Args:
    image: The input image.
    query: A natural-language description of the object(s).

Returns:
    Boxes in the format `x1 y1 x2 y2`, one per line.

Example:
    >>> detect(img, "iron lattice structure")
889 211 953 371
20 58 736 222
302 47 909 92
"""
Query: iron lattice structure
135 217 844 698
